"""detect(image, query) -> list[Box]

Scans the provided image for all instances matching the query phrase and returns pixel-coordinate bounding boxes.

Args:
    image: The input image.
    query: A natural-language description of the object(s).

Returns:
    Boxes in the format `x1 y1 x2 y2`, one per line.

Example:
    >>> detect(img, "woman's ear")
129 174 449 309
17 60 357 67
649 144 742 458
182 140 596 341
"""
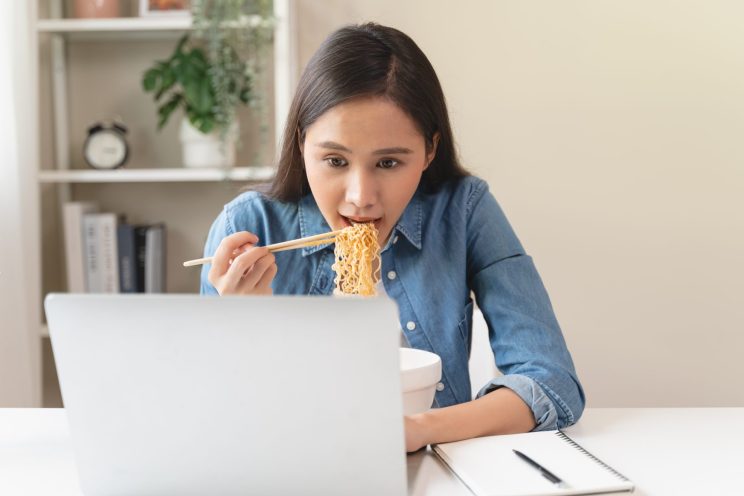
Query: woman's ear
424 132 441 169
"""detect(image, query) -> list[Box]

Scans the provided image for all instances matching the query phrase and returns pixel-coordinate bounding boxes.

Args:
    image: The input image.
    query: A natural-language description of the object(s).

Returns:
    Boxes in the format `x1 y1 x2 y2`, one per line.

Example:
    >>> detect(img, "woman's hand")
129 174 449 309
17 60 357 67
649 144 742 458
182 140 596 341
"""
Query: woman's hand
404 414 430 453
208 231 277 295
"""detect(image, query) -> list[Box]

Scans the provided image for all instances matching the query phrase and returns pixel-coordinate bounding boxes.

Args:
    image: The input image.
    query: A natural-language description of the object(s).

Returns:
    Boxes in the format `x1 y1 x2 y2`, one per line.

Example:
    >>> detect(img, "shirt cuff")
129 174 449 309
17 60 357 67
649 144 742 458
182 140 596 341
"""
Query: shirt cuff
475 374 558 431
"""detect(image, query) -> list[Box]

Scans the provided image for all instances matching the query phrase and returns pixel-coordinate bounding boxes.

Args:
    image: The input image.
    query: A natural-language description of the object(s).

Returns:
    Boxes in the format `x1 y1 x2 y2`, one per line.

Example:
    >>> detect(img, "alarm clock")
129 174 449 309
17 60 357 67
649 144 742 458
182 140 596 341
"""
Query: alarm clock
83 121 129 170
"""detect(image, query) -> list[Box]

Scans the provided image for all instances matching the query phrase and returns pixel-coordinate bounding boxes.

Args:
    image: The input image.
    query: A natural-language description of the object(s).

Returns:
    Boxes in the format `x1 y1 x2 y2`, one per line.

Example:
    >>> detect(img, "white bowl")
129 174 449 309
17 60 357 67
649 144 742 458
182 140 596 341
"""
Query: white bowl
399 348 442 415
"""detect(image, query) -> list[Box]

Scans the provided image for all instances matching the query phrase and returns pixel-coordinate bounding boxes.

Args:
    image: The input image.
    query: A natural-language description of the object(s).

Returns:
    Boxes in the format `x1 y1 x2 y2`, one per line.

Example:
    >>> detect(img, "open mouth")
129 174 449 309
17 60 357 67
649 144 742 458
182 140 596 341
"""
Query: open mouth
340 215 382 230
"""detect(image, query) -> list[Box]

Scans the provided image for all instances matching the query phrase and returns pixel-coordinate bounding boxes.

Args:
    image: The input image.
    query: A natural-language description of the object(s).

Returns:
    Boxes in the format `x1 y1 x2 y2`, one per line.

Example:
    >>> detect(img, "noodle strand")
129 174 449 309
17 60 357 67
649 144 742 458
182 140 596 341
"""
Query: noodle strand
331 223 380 296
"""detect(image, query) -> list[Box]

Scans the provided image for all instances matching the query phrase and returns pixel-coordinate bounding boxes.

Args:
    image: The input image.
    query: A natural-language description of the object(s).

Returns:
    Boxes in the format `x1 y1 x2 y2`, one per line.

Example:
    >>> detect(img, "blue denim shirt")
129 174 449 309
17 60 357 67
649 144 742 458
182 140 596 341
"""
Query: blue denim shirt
201 175 585 430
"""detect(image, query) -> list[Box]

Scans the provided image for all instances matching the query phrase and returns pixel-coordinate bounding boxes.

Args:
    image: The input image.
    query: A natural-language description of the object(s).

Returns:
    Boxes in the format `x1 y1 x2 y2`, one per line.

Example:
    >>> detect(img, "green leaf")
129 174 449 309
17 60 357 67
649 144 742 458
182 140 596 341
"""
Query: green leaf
182 77 210 114
174 34 189 55
142 68 159 92
160 66 176 93
178 58 202 88
170 53 187 85
197 78 213 114
155 70 176 101
157 93 182 129
183 81 200 110
188 48 208 71
201 119 215 134
188 111 214 134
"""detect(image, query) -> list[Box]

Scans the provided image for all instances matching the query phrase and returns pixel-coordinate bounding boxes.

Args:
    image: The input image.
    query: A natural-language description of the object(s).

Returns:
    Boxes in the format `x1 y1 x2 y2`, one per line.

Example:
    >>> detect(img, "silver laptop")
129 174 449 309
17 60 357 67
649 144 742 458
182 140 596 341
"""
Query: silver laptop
45 294 407 496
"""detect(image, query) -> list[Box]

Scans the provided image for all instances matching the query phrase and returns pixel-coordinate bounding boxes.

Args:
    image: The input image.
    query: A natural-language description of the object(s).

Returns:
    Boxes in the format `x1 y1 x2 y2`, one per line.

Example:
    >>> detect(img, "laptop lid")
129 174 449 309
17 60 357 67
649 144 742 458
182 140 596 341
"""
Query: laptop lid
45 294 406 496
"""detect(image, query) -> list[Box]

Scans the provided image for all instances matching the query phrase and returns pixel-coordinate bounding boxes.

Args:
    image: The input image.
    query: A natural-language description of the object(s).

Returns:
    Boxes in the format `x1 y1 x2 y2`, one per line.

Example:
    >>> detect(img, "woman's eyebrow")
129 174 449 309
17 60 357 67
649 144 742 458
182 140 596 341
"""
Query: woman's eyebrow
315 141 413 155
316 141 351 152
372 147 413 155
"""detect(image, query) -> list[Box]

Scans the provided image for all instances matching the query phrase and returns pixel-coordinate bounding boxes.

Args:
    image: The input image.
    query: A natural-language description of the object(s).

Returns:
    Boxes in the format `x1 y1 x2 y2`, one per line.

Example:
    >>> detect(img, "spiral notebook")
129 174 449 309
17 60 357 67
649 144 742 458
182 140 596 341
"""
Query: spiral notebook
432 430 634 496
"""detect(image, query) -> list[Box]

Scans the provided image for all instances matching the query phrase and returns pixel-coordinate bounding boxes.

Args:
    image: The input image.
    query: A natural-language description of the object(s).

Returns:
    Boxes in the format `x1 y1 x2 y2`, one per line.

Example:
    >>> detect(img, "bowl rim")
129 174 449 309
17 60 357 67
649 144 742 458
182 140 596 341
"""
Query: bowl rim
399 347 441 372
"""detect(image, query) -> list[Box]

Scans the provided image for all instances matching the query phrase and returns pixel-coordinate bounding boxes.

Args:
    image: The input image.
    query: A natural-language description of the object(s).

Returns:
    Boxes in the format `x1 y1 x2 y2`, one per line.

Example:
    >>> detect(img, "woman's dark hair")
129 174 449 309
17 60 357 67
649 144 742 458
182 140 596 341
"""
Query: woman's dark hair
268 22 469 202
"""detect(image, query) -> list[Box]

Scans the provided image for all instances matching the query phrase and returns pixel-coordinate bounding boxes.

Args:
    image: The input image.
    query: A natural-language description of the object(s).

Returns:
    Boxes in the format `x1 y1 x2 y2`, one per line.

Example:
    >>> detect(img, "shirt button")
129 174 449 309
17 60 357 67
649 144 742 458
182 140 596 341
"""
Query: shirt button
406 321 416 331
393 235 399 244
387 270 397 280
436 382 445 392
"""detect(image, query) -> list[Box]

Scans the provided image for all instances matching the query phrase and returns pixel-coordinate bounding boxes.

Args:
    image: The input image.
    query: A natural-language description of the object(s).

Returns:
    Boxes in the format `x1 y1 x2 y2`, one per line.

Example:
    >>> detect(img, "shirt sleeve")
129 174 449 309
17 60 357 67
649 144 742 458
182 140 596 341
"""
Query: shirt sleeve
200 206 235 296
475 374 559 430
465 179 586 430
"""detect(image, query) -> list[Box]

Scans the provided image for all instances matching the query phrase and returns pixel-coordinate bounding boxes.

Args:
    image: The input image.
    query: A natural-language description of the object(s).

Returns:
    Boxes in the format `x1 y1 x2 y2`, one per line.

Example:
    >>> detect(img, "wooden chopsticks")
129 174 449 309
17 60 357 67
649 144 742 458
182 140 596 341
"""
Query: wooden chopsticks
182 229 342 267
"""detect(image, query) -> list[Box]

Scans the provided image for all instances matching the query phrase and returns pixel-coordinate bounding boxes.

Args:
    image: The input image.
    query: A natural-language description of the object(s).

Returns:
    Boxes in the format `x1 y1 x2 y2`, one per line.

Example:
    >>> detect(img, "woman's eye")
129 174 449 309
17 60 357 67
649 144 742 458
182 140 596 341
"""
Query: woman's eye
325 157 347 168
378 159 399 169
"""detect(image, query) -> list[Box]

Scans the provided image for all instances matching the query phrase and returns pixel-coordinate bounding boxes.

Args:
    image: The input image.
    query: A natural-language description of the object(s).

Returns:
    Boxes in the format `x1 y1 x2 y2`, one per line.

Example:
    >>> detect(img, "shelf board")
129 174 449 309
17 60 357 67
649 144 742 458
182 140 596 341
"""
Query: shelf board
37 17 192 33
36 15 268 38
38 166 275 183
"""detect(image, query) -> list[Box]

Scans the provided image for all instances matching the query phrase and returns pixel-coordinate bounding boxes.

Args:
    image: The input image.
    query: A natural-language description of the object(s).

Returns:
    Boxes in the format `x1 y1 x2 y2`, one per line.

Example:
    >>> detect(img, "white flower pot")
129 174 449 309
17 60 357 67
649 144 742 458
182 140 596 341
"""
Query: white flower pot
179 118 238 168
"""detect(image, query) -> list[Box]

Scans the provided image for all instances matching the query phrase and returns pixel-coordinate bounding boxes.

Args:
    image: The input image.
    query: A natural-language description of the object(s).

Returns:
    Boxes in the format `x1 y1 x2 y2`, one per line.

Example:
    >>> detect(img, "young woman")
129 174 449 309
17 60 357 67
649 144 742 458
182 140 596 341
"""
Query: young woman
201 23 585 452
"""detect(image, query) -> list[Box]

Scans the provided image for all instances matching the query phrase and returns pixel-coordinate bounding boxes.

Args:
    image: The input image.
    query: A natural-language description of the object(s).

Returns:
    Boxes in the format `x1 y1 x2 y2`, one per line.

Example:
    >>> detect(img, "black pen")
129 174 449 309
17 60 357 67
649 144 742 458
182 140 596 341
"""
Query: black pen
512 449 565 486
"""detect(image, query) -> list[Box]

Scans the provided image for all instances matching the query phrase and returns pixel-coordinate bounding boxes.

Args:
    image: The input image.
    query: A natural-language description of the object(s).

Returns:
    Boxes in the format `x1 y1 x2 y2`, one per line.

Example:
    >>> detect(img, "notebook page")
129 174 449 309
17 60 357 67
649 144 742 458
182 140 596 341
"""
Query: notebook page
433 431 633 496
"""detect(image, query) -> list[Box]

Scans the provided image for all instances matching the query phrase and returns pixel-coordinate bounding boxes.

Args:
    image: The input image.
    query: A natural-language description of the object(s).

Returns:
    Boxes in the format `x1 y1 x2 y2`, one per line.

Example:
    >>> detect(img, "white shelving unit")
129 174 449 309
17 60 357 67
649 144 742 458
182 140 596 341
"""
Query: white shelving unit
23 0 298 407
36 15 272 33
38 166 276 183
37 17 193 33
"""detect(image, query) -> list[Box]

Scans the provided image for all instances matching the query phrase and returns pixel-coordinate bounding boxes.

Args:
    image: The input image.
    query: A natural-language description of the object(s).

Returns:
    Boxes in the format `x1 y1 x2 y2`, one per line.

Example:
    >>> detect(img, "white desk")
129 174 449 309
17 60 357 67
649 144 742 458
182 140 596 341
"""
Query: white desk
2 408 742 495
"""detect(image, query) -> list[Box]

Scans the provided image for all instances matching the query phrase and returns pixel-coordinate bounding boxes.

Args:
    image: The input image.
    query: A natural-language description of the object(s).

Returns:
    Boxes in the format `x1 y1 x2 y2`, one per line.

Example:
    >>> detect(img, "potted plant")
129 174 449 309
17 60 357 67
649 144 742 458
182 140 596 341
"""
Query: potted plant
142 0 273 168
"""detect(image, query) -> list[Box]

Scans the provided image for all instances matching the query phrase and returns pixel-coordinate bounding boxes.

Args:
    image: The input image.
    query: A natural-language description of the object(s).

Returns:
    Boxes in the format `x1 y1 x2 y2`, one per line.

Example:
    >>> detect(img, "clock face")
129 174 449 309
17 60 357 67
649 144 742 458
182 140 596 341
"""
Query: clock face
84 130 127 169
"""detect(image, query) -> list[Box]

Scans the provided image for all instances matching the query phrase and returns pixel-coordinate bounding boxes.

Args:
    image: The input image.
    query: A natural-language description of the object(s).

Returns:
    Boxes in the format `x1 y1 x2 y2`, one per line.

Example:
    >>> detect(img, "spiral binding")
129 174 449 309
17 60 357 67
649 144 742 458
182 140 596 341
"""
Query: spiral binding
555 430 631 482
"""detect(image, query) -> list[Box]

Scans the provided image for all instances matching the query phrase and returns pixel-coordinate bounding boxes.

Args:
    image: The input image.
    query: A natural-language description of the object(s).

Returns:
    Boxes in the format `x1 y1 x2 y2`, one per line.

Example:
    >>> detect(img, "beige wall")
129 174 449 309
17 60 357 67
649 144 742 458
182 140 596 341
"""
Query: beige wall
28 1 743 408
296 0 744 407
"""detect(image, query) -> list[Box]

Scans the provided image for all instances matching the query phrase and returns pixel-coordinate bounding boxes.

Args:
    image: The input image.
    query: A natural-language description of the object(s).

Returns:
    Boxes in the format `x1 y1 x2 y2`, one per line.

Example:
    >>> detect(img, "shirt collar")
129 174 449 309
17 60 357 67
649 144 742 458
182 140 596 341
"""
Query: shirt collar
297 189 424 257
392 189 423 250
297 193 334 257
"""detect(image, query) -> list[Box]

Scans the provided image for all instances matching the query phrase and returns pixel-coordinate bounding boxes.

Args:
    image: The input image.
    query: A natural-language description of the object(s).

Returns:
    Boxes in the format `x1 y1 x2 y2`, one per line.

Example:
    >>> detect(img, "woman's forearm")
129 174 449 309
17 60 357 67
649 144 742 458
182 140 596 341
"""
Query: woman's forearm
412 387 536 447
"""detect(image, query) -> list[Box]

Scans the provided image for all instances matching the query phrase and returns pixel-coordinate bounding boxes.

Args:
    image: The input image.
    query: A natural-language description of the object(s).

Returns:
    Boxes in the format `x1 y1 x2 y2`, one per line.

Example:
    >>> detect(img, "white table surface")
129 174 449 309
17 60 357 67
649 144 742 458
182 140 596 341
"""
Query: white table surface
2 407 742 495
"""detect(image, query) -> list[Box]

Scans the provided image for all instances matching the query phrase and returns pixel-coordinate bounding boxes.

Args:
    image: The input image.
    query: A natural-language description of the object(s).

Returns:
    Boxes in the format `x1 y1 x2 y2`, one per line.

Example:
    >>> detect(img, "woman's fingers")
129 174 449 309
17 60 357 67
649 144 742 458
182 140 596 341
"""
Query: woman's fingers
223 246 273 290
207 232 279 295
209 231 258 278
235 249 276 291
253 259 278 294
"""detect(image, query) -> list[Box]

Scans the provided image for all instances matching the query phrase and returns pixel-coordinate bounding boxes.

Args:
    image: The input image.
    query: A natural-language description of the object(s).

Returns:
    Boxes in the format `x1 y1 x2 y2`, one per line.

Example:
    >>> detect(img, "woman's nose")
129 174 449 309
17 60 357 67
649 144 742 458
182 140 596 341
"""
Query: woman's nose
344 167 378 209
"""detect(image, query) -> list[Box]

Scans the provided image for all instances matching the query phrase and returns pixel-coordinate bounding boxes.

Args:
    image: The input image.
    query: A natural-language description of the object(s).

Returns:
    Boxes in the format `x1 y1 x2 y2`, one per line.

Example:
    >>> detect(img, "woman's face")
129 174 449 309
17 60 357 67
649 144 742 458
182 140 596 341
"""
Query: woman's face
302 96 437 246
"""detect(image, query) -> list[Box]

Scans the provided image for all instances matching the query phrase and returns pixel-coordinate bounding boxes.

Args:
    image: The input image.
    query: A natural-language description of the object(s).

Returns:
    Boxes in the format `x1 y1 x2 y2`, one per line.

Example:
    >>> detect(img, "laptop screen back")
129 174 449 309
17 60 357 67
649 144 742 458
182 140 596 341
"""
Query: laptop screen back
45 294 406 496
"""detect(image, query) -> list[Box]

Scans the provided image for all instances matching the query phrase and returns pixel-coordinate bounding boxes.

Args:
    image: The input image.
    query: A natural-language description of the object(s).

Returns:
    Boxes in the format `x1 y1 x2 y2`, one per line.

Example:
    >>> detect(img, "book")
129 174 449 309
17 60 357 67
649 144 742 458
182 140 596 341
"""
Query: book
82 213 120 293
97 213 120 293
134 226 149 292
144 224 166 293
82 214 102 293
432 430 634 496
117 223 138 293
62 202 97 292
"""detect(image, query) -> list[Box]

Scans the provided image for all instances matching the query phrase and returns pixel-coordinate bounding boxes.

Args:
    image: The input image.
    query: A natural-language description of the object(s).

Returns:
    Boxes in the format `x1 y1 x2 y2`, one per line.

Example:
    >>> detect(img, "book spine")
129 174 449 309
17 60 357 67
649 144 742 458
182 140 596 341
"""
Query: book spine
145 224 166 293
82 214 101 293
97 213 120 293
117 223 137 293
134 226 149 292
62 202 97 293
